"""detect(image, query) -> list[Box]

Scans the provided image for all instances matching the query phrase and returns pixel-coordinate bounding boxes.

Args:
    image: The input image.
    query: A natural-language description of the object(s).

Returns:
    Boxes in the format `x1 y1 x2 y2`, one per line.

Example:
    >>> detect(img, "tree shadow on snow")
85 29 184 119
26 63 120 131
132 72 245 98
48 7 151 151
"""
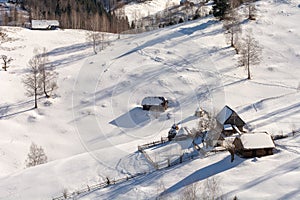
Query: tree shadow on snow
247 101 300 130
115 19 220 60
178 115 199 125
109 107 150 128
47 42 93 57
12 42 94 75
178 20 218 35
161 155 245 195
0 100 36 119
224 157 300 198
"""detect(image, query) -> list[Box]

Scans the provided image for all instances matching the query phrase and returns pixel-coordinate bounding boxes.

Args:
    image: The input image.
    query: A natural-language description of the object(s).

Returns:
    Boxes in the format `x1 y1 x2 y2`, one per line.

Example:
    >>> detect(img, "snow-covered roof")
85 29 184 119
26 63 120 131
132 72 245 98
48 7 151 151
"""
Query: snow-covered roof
195 107 202 112
216 106 233 124
31 20 59 29
176 127 190 137
141 97 167 106
239 133 275 149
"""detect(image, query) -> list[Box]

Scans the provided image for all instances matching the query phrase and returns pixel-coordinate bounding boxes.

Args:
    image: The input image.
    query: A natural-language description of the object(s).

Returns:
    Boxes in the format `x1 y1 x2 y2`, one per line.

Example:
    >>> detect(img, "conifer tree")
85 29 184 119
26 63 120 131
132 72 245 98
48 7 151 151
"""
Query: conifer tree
213 0 230 20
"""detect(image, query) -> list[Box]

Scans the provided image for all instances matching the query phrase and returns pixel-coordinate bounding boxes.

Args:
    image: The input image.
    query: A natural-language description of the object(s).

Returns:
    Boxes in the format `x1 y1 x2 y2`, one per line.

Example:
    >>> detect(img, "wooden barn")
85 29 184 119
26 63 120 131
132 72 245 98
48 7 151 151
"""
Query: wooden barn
216 105 246 136
233 132 275 158
142 97 168 112
31 20 60 30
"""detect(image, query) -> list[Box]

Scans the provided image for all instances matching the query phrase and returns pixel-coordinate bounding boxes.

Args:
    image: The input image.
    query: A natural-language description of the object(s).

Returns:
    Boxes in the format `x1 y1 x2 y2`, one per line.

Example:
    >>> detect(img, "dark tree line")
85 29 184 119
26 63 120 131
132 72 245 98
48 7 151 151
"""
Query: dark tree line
22 0 130 33
213 0 257 20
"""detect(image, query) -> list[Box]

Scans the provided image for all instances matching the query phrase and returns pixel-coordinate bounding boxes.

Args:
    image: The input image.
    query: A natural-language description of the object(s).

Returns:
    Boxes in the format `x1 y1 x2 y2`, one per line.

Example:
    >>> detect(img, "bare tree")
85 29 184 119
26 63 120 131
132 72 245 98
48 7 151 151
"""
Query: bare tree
196 109 211 137
165 0 172 24
156 180 166 199
224 9 241 51
183 2 191 21
23 55 40 108
0 29 9 45
23 48 58 107
100 33 109 51
114 2 126 38
229 0 241 9
238 31 262 79
1 55 13 71
201 177 225 200
181 177 225 200
86 22 102 54
25 142 47 168
181 182 199 200
245 2 256 20
132 9 141 29
38 48 58 98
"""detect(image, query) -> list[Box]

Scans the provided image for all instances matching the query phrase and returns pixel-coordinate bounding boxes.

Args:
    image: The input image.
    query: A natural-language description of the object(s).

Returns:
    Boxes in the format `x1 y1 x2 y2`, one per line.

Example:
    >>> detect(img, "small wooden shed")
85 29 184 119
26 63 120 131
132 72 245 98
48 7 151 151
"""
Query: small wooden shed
216 105 246 136
233 132 275 158
141 97 168 112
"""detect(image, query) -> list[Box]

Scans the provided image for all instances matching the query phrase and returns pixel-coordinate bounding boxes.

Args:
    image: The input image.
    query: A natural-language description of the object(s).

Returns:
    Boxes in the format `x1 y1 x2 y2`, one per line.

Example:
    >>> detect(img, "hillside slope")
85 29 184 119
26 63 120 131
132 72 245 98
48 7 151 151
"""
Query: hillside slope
0 0 299 199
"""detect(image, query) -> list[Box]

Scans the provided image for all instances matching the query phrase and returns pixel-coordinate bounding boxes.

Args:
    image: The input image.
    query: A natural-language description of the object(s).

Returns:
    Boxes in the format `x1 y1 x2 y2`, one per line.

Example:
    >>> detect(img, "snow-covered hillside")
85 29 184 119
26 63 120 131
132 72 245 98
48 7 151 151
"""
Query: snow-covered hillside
0 0 299 199
124 0 181 22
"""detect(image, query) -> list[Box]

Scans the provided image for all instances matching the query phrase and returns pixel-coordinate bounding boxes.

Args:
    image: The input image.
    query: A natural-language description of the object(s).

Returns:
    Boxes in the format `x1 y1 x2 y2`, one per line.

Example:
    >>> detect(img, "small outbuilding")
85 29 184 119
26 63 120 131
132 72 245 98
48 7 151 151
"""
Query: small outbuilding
233 132 275 158
141 96 168 112
194 107 208 118
168 123 179 141
31 20 60 30
216 105 246 136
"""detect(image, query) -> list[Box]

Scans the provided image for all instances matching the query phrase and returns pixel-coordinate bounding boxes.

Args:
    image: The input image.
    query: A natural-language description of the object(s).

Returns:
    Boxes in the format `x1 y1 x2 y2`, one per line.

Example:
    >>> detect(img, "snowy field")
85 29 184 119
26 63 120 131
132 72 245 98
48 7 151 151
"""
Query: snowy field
0 0 300 199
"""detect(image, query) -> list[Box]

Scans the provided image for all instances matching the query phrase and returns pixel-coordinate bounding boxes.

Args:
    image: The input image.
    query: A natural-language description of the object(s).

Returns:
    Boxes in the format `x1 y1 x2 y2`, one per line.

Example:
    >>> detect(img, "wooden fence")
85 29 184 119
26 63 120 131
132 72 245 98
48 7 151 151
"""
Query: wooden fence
137 137 169 169
52 172 148 200
138 137 169 152
53 136 207 199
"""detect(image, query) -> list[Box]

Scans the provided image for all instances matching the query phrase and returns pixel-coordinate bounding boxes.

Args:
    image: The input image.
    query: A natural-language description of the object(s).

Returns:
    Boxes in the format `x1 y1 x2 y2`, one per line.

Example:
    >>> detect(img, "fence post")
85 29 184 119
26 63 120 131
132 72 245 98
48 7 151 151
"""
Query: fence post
106 177 110 185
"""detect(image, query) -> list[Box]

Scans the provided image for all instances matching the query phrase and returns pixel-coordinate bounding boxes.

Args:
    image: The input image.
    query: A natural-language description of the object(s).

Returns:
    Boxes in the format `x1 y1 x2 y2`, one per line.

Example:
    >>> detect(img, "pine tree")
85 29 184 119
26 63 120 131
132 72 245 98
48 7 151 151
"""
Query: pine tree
22 0 130 32
213 0 230 20
55 0 62 18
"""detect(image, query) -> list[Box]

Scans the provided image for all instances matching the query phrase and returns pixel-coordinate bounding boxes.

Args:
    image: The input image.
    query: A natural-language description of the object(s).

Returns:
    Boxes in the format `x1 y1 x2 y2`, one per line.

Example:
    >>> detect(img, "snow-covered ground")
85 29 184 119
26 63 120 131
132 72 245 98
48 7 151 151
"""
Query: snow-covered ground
0 0 299 199
124 0 180 23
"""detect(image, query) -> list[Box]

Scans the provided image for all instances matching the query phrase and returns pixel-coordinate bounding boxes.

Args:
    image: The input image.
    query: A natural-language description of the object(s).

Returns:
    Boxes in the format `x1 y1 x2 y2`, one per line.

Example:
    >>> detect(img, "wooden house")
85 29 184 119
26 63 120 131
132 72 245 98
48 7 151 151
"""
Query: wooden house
233 132 275 158
216 105 246 136
31 20 59 30
141 97 168 112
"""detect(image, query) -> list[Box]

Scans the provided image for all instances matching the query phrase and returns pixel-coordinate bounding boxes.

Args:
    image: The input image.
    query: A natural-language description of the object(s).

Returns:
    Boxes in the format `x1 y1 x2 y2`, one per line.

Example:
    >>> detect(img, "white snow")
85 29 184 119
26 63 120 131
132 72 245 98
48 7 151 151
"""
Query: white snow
0 0 300 199
239 132 275 149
